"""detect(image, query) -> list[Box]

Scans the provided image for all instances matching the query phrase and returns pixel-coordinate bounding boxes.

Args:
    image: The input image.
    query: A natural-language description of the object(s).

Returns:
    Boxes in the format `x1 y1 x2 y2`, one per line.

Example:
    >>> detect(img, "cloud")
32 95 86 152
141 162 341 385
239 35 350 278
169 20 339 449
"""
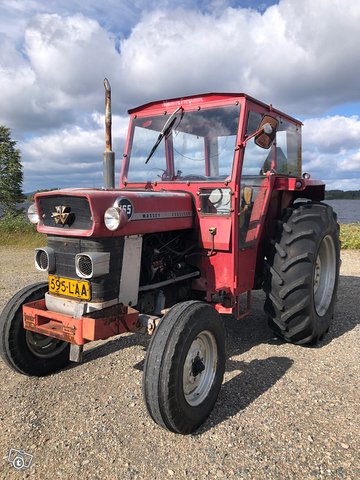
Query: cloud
302 115 360 188
20 113 128 191
116 0 360 114
0 1 360 191
0 13 121 134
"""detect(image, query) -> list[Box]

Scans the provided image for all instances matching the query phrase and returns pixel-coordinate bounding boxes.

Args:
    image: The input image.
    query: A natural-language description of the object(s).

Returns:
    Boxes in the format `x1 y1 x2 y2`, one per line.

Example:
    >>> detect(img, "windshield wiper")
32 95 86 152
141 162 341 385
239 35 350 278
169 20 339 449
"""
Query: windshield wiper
145 106 183 164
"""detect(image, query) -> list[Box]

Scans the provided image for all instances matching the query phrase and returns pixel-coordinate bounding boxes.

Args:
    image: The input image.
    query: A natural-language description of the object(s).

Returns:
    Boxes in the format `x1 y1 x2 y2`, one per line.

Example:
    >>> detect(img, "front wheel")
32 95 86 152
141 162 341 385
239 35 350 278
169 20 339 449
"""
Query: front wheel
143 301 226 434
0 283 70 376
264 202 340 345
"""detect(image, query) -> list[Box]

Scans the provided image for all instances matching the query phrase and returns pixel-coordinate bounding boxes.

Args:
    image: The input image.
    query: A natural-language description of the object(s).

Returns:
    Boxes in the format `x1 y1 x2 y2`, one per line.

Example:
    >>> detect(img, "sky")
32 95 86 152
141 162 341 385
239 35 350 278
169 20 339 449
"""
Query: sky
0 0 360 192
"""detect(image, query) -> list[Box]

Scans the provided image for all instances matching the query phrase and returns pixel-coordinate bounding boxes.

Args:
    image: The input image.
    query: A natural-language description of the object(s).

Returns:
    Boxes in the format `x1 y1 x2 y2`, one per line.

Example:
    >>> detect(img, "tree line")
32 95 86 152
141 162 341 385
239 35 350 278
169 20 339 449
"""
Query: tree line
325 190 360 200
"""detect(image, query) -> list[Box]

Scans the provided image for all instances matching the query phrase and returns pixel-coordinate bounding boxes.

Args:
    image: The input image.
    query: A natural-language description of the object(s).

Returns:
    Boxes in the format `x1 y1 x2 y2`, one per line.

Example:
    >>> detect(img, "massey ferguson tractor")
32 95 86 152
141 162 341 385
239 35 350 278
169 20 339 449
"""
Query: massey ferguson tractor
0 81 340 434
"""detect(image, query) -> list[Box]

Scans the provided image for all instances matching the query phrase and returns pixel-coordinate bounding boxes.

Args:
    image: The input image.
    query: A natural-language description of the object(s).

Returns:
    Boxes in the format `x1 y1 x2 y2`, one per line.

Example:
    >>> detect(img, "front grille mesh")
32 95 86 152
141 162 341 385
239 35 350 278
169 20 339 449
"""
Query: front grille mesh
78 256 92 277
39 251 49 270
39 195 92 230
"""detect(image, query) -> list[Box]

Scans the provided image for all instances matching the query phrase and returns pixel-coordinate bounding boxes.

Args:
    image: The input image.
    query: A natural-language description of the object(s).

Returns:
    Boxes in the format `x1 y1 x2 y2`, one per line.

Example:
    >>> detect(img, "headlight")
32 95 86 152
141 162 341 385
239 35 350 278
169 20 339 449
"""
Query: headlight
104 207 121 231
104 202 130 231
27 203 39 224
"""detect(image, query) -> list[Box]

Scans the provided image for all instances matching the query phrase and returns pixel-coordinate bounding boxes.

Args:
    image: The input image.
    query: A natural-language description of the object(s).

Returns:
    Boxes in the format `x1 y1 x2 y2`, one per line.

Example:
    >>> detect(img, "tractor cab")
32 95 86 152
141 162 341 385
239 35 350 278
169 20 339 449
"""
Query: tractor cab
120 94 310 312
121 93 302 188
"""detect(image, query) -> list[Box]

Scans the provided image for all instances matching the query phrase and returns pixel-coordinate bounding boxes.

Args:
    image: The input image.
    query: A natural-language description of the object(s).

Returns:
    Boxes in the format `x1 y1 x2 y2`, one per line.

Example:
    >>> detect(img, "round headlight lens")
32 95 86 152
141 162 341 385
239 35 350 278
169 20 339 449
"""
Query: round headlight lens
27 203 39 224
104 207 121 231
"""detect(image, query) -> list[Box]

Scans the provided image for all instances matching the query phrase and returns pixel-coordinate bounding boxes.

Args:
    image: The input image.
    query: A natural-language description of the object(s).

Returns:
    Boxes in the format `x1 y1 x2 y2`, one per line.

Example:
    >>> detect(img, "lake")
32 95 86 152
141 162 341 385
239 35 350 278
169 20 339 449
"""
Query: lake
324 199 360 224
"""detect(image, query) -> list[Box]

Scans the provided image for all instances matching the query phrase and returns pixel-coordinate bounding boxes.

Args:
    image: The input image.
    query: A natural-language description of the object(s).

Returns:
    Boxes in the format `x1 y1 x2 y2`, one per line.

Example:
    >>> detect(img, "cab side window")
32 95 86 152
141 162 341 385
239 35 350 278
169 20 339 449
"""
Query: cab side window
242 111 275 176
275 119 300 176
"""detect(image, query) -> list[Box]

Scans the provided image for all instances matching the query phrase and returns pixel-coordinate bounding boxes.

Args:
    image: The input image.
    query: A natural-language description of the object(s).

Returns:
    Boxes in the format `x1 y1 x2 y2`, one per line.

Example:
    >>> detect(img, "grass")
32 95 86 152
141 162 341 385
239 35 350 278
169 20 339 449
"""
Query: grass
0 214 359 249
0 213 46 248
340 223 360 250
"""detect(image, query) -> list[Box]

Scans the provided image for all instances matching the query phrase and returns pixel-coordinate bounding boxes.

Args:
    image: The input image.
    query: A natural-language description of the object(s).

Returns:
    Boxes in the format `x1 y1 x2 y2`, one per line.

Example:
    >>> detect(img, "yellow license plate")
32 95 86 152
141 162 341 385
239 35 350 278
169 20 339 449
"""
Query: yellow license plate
48 275 90 300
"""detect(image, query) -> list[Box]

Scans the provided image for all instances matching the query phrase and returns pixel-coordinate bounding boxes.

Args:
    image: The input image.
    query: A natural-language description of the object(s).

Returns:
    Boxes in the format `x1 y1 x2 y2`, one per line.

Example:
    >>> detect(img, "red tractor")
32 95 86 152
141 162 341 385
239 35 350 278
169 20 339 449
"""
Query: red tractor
0 81 340 434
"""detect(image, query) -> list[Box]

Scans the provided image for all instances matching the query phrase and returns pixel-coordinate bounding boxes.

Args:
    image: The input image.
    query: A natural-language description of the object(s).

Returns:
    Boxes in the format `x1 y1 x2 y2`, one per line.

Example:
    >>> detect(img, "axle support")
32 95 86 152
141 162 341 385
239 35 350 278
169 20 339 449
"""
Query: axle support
23 300 139 346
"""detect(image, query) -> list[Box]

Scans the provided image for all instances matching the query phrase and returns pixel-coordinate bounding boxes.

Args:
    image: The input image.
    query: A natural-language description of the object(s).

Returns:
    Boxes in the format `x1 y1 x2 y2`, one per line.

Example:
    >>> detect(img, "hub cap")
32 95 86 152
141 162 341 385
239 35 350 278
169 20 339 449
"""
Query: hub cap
183 330 218 406
313 234 337 317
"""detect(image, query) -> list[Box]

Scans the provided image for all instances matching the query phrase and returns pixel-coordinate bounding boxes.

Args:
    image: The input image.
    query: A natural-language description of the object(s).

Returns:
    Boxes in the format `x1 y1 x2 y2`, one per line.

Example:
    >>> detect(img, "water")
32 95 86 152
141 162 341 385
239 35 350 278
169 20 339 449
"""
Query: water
324 200 360 224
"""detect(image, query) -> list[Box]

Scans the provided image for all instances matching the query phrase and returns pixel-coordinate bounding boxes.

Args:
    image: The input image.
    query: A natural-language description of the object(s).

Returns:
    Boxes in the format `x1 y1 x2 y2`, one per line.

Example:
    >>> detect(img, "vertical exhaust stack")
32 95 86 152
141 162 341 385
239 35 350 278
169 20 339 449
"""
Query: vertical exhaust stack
103 78 115 189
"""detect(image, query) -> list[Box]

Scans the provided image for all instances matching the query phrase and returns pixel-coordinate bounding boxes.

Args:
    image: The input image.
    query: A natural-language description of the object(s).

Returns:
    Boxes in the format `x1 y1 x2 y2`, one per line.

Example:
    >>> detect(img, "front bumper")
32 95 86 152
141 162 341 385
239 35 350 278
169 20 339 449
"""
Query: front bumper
23 299 139 345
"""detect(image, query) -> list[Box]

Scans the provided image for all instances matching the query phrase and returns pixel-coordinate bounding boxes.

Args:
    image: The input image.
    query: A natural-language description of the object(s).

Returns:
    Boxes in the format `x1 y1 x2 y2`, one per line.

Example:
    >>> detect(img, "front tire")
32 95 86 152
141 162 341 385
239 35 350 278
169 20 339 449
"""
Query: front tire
264 202 340 345
143 301 226 434
0 282 70 376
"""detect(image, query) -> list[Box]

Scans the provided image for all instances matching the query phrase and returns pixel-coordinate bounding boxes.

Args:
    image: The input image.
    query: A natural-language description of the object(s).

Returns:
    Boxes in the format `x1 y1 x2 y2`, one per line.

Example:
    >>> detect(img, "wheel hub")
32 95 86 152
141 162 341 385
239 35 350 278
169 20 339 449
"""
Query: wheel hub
26 331 68 359
183 330 218 406
313 234 336 317
192 355 205 376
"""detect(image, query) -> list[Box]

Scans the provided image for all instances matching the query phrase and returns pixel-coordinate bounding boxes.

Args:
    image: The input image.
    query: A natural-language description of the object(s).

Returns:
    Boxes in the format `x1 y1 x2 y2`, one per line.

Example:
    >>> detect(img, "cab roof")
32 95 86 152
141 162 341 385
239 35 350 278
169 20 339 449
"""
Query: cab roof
128 92 302 126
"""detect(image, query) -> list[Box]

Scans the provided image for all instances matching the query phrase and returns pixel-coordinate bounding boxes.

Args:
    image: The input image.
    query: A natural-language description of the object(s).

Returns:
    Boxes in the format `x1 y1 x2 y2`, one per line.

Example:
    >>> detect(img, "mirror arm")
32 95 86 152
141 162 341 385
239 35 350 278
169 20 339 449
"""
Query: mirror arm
240 125 265 148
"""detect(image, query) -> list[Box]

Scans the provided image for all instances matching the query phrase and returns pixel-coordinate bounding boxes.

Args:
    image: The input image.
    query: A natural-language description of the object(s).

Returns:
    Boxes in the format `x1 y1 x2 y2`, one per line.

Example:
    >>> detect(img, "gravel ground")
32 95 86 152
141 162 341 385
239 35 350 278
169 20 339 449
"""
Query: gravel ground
0 248 359 479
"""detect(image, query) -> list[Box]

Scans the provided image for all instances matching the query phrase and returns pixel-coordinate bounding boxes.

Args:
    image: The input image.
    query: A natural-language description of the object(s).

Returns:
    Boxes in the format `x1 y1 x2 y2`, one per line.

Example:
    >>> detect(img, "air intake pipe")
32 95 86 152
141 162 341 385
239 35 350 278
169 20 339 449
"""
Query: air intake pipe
103 78 115 189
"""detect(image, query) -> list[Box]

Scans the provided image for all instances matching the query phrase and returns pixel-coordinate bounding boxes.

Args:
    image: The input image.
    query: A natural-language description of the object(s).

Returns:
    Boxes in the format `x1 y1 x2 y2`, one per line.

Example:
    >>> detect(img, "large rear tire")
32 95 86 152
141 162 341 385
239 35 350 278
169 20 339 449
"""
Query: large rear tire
0 283 70 376
264 202 340 345
143 301 226 434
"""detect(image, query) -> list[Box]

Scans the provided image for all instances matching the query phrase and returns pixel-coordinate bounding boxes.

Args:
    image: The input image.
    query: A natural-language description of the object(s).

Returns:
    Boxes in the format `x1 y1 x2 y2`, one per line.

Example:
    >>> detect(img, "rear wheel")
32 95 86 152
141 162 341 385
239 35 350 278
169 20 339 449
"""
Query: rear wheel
264 202 340 344
0 283 70 376
143 301 226 434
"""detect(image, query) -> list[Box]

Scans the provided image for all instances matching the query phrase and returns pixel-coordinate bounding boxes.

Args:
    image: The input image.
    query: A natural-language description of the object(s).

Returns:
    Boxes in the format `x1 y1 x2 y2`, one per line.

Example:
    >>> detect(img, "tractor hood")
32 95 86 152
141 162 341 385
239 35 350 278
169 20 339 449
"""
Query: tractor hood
34 188 194 237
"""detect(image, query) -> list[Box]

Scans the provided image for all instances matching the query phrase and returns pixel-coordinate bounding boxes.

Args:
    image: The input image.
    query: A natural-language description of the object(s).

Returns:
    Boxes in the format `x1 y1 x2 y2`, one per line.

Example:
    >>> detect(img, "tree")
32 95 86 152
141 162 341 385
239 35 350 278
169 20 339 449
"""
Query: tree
0 126 23 215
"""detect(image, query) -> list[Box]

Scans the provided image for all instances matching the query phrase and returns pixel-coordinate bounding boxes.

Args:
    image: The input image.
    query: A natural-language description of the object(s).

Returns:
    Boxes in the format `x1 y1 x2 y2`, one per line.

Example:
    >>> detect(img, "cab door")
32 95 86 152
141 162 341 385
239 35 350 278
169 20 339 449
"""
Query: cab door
236 107 275 294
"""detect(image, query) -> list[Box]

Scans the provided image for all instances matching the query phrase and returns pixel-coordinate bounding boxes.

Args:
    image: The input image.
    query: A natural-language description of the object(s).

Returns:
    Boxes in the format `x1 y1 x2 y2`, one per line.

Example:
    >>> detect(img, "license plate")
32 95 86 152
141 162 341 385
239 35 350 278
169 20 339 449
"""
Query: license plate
48 275 90 300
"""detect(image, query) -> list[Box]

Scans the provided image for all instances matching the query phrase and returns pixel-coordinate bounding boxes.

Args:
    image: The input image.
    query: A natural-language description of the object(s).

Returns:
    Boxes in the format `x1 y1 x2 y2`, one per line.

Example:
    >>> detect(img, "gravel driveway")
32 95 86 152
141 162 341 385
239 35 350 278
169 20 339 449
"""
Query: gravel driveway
0 248 359 479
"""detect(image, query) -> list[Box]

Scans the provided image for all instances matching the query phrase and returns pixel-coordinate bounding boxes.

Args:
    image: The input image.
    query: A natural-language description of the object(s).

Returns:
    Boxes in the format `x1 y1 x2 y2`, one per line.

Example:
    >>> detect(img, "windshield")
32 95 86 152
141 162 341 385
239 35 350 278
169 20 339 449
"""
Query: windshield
124 104 240 183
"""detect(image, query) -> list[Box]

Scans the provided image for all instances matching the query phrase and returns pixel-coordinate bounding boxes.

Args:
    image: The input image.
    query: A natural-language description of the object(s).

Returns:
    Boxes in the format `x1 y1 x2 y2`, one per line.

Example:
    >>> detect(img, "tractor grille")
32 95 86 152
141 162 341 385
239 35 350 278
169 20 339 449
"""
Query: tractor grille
38 250 49 270
39 195 92 230
47 236 124 302
78 256 93 277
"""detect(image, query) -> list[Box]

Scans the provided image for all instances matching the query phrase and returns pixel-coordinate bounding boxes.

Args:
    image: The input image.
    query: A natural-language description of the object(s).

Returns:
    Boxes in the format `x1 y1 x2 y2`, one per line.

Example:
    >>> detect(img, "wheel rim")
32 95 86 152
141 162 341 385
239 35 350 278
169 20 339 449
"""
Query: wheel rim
182 330 218 406
25 331 68 359
313 234 337 317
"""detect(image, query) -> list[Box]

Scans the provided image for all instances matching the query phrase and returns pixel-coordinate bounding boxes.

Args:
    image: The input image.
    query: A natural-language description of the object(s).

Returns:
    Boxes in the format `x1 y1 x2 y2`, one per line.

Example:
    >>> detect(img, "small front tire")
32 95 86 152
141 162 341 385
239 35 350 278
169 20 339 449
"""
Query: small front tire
0 282 70 376
143 301 226 434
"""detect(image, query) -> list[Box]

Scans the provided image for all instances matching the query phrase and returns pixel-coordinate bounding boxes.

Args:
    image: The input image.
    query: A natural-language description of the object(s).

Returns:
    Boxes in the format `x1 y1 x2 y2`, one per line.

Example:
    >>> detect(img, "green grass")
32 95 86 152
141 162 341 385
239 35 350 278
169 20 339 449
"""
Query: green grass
340 223 360 250
0 214 46 248
0 215 359 249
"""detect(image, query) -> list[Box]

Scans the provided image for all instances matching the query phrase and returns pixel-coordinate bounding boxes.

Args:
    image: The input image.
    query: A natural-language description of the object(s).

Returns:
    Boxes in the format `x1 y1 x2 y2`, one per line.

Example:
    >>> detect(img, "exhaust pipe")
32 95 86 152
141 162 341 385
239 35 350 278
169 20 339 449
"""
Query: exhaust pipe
103 78 115 189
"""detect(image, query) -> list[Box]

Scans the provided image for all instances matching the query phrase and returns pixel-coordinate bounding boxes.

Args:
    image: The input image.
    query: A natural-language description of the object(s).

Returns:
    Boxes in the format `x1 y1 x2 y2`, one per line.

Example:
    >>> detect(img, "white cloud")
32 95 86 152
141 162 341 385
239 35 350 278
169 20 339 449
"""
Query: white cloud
25 14 119 100
116 0 360 114
302 116 360 153
302 115 360 189
20 114 128 191
0 0 360 191
0 13 121 133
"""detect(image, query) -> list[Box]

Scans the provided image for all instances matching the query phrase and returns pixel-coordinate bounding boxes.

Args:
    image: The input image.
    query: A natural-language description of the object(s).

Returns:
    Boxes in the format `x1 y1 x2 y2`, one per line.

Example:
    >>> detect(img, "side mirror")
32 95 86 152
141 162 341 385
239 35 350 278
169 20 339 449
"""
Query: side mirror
242 186 253 206
255 115 278 149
